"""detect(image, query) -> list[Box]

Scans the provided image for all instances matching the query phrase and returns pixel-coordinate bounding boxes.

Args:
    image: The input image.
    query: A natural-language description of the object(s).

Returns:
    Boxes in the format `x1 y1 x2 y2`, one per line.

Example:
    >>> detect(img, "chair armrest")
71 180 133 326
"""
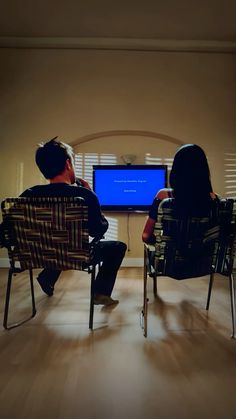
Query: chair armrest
144 243 155 252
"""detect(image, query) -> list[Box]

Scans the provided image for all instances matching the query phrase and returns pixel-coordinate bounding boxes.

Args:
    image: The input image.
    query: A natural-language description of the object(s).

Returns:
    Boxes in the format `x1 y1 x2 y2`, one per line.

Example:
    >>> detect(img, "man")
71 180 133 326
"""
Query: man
21 138 127 306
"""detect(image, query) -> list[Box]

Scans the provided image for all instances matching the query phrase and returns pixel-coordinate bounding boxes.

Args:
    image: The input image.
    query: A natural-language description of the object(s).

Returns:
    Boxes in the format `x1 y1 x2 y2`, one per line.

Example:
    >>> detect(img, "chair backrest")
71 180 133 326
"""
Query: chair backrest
1 197 90 271
153 198 235 280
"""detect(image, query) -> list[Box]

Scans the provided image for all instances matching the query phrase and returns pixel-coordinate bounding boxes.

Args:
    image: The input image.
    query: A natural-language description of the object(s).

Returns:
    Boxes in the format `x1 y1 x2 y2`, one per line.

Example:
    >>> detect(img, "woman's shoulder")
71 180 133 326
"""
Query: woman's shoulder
155 188 173 200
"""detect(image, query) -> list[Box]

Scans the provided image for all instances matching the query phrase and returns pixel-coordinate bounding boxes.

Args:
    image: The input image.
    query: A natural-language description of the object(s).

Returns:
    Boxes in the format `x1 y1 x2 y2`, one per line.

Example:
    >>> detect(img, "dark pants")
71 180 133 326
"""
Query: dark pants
38 240 127 296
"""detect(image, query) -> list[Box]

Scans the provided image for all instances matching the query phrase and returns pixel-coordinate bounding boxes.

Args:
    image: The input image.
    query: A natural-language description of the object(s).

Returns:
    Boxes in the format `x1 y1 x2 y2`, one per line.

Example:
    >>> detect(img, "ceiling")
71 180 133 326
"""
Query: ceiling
0 0 235 51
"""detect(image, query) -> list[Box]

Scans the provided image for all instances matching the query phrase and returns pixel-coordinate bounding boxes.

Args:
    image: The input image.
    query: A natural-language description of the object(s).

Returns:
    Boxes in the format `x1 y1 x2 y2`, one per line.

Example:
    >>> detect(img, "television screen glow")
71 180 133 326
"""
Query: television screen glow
93 165 167 211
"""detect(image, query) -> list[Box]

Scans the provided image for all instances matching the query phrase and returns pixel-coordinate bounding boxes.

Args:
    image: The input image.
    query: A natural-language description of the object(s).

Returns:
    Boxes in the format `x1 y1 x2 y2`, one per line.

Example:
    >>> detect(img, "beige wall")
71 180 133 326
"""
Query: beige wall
0 48 236 261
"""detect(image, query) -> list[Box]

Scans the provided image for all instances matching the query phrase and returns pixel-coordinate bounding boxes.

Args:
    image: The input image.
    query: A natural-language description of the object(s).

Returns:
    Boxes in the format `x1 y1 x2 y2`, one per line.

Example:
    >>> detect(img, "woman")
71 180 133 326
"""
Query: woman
142 144 218 244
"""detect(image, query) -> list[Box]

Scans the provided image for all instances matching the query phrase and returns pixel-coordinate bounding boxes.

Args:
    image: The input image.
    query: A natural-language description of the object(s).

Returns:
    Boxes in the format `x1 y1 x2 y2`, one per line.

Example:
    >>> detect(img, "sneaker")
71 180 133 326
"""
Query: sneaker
94 294 119 306
37 275 54 297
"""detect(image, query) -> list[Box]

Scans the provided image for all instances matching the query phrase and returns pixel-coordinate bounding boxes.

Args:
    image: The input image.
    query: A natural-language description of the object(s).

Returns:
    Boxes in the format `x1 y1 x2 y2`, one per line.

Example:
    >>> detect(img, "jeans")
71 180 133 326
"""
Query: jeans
92 240 127 296
38 240 127 296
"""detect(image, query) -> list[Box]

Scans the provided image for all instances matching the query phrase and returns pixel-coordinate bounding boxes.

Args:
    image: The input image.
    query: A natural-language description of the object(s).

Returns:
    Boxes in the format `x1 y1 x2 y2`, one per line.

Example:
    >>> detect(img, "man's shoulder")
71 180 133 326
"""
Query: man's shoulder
20 185 47 196
21 183 97 201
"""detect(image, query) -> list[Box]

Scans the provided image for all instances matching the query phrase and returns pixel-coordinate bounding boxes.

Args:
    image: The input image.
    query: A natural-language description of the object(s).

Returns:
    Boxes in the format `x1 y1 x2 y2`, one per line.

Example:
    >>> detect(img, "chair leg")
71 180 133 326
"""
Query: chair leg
153 275 157 298
206 271 215 310
89 265 96 330
146 249 157 297
3 268 37 330
143 271 149 338
29 268 37 317
142 246 149 337
229 272 236 339
3 268 14 329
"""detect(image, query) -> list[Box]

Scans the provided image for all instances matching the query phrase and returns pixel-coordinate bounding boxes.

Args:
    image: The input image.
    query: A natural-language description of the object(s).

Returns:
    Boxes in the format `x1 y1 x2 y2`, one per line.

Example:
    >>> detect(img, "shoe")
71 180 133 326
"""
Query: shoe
94 294 119 306
37 275 54 297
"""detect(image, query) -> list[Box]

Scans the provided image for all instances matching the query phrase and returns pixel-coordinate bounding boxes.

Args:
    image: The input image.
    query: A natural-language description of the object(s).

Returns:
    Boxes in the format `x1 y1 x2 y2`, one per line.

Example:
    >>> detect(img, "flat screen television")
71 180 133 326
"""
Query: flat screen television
93 165 168 212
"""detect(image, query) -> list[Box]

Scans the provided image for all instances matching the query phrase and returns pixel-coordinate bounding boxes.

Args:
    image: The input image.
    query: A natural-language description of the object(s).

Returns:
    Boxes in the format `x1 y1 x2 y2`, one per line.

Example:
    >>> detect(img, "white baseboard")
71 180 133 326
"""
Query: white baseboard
121 258 143 267
0 257 143 268
0 258 10 268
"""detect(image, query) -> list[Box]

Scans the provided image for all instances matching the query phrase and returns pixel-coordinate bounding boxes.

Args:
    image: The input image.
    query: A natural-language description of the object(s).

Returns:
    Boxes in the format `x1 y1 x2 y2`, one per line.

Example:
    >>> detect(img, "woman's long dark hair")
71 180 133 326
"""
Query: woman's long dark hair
169 144 213 215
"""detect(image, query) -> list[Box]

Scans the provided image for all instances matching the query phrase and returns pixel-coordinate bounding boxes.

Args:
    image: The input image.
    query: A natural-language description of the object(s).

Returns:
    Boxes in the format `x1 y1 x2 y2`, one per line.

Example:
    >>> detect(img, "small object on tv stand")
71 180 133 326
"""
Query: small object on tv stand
121 154 137 165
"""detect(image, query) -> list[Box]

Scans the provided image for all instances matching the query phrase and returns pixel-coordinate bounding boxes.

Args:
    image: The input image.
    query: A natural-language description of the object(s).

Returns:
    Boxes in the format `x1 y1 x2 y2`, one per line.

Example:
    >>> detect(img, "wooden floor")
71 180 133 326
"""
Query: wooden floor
0 267 236 419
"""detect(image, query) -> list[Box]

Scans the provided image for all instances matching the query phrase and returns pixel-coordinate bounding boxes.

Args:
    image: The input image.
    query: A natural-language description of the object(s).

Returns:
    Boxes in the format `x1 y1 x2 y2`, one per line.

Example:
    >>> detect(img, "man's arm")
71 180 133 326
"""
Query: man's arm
74 179 107 238
86 191 108 239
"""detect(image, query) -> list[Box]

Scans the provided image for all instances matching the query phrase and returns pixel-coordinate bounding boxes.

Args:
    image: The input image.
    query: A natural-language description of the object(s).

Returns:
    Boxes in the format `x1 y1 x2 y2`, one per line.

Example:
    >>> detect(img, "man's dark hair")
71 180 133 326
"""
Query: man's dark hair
35 138 74 179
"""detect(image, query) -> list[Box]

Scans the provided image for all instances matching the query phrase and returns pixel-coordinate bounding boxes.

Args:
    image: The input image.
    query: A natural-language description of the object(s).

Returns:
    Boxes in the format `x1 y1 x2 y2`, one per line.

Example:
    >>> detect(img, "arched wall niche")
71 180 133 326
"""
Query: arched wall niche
70 130 185 263
71 130 184 169
71 130 184 147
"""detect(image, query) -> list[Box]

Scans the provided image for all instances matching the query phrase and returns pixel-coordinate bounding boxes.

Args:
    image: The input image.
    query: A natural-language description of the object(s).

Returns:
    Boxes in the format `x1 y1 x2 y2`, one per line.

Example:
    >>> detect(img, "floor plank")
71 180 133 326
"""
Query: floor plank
0 267 236 419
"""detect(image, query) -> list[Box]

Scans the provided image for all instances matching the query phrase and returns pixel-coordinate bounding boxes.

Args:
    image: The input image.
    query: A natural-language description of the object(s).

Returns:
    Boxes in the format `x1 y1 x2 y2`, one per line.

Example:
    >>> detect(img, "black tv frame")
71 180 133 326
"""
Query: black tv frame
93 164 168 212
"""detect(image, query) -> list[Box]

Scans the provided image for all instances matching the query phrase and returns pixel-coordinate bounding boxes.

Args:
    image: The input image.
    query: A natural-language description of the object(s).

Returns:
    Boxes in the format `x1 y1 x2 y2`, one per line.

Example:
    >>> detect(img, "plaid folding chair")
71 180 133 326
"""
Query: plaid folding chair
1 196 99 330
142 198 236 338
207 199 236 337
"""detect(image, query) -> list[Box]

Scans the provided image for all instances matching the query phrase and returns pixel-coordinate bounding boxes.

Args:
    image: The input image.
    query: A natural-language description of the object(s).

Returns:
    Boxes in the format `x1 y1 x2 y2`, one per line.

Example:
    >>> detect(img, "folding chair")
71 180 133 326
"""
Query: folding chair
141 197 236 338
207 199 236 337
1 196 99 330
